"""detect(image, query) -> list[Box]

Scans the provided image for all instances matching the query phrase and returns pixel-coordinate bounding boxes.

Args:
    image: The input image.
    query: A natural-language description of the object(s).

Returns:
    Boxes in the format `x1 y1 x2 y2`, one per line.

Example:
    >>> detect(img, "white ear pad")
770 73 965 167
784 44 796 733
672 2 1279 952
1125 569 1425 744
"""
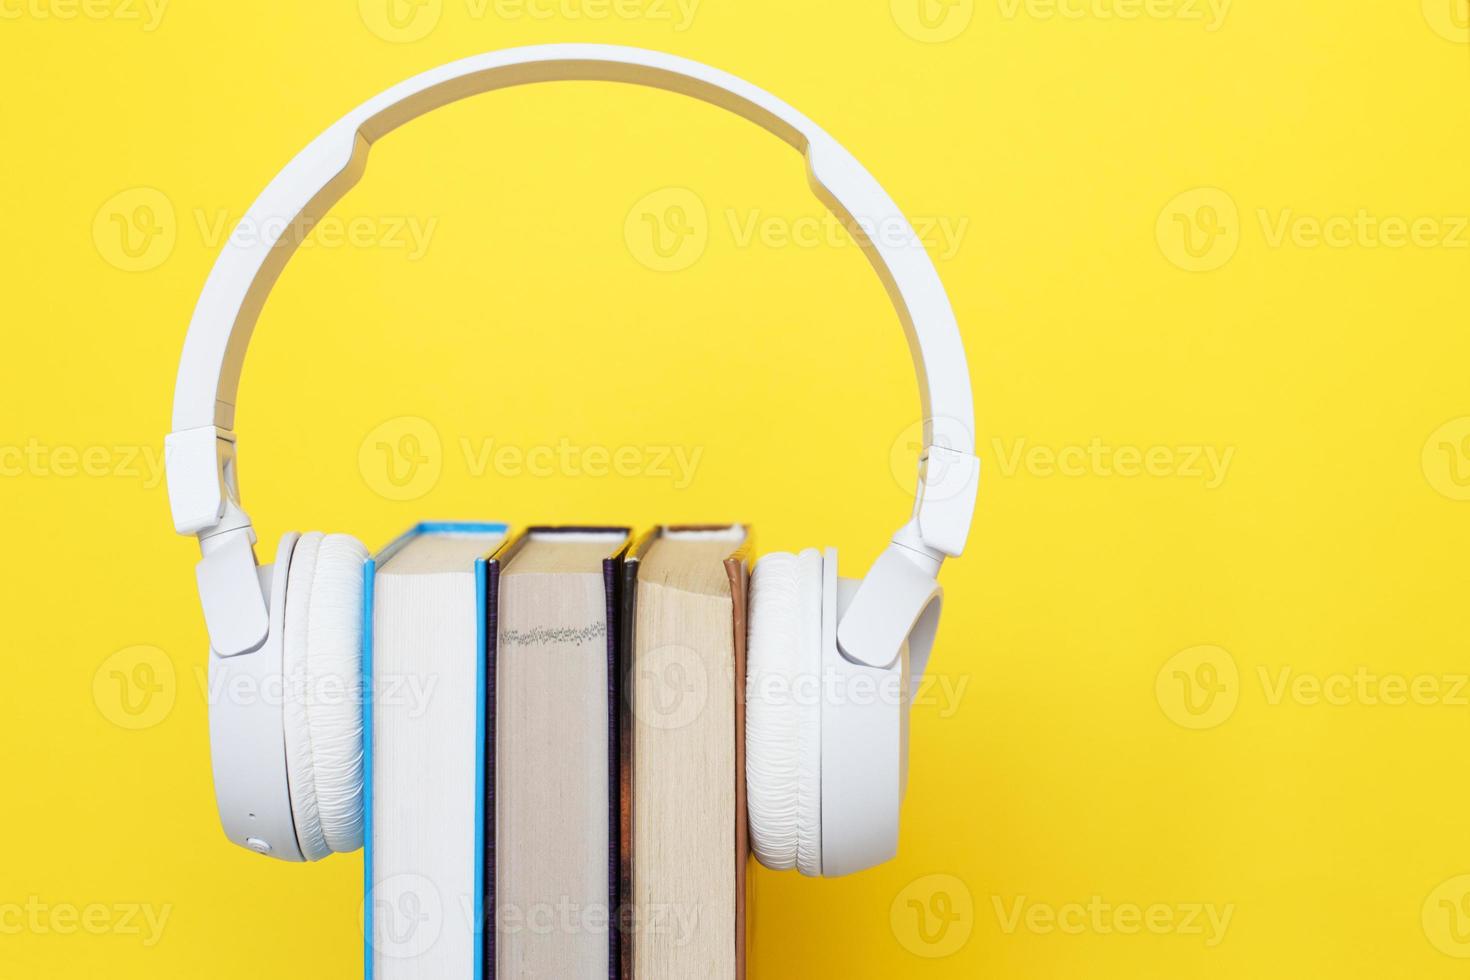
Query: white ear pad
282 531 369 860
746 548 824 876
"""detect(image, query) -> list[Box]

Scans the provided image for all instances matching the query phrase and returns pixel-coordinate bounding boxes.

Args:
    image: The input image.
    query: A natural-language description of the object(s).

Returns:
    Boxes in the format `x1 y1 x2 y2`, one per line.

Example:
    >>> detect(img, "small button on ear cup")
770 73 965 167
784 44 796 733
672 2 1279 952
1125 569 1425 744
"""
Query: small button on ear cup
282 531 369 860
746 548 824 876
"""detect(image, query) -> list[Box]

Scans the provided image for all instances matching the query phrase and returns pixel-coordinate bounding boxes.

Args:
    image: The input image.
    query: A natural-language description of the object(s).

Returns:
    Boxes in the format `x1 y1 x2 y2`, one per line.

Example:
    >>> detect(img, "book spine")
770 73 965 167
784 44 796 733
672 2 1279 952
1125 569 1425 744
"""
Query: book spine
724 553 752 980
483 559 503 980
617 558 640 980
474 558 489 980
601 557 623 980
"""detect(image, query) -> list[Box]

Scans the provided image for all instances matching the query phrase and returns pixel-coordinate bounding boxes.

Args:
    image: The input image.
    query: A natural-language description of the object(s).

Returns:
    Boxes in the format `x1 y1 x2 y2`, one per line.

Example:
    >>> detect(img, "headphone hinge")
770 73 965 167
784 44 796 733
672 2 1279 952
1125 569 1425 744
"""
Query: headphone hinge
195 526 269 657
166 426 252 538
913 446 980 558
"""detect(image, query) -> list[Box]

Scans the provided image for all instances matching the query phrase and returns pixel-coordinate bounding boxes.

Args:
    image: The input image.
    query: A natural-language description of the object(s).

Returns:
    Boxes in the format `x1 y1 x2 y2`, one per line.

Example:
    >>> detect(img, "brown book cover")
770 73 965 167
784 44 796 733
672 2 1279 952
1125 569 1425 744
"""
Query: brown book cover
723 540 752 980
619 525 751 980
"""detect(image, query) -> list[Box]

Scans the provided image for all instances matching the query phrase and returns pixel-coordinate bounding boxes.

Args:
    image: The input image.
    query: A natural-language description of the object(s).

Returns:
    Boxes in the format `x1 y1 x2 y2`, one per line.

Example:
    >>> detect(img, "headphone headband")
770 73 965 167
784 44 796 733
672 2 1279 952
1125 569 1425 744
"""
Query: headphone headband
166 45 980 664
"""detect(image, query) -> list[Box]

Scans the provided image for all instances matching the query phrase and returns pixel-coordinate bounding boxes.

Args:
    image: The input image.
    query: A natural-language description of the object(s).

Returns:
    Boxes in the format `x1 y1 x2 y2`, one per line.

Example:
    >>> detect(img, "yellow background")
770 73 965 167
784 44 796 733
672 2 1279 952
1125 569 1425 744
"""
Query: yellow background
1 0 1468 976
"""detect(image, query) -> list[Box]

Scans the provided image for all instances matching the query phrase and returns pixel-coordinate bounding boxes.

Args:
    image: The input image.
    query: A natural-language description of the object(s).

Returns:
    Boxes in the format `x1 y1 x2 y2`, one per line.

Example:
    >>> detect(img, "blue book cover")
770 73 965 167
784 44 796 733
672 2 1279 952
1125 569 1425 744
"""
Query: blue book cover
364 522 509 980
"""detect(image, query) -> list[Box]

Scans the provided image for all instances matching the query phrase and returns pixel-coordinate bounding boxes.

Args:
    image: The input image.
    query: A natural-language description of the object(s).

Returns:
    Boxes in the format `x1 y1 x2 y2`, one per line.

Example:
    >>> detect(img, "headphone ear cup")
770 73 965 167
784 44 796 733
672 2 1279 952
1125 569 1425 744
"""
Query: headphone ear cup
745 548 824 876
282 531 369 860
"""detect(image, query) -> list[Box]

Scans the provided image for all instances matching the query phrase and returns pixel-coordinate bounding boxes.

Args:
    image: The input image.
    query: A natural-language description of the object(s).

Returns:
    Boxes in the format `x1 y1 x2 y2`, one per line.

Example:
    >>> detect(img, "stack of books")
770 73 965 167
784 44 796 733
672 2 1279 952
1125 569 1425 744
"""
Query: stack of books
366 522 751 980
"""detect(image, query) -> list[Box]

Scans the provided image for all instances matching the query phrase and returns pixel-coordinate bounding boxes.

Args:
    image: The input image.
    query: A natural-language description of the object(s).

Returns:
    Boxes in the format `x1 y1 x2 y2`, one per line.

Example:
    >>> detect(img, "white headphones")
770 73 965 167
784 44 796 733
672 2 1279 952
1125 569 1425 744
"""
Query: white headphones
166 45 979 876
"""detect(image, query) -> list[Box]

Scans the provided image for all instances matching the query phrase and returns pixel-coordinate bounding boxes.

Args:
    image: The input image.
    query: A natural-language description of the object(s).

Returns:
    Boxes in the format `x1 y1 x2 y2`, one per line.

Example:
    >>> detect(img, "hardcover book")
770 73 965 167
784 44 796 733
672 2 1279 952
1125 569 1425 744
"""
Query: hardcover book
485 527 632 980
620 525 751 980
364 522 508 980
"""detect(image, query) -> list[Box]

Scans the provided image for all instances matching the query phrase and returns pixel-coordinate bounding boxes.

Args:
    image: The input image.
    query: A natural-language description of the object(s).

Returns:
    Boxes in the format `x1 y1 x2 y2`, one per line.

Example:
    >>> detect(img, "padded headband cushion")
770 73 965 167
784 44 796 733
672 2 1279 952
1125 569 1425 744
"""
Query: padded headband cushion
746 548 824 876
282 531 369 859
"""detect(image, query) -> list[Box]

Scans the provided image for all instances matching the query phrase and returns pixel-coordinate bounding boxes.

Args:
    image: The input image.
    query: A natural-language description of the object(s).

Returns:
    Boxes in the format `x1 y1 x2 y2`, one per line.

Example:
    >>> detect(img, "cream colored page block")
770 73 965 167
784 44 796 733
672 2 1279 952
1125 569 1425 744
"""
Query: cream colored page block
633 581 736 980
